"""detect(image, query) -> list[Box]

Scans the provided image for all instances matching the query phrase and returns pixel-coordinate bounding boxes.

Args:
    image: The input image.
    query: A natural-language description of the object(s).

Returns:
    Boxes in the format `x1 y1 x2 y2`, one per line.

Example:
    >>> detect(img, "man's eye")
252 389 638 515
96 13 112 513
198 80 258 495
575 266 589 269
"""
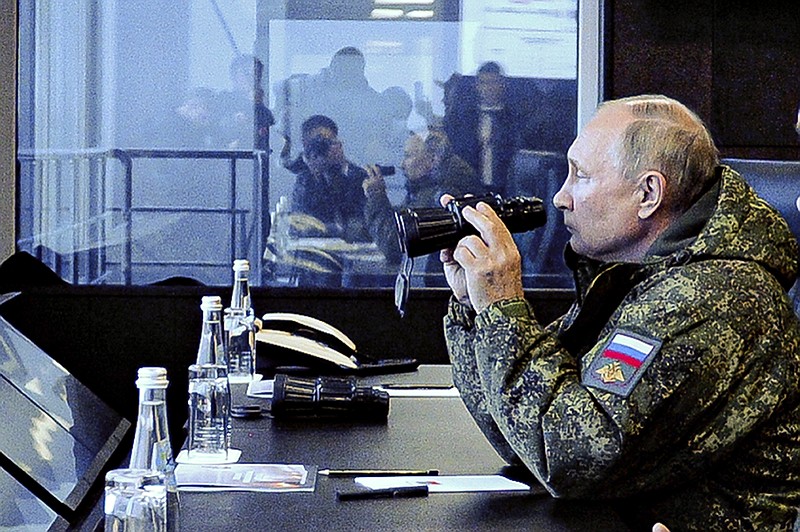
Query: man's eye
576 172 590 179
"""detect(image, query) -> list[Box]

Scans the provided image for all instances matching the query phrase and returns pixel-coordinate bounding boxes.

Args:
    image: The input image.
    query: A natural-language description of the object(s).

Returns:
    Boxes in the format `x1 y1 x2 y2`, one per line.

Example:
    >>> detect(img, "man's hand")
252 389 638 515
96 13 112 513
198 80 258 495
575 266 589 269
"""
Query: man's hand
439 195 524 313
456 202 524 313
362 165 387 199
439 195 471 308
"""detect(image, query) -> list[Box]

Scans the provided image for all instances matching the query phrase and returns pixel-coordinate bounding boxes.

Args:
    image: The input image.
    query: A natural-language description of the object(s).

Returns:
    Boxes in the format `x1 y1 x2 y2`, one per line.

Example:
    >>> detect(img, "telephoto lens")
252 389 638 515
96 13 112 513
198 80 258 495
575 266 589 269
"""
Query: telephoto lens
375 164 396 176
394 194 546 258
271 374 390 421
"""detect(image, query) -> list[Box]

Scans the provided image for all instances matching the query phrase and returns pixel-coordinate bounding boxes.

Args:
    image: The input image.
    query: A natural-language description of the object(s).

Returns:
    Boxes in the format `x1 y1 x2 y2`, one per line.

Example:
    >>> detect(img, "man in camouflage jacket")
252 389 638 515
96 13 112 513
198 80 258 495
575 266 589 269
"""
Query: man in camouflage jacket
442 95 800 530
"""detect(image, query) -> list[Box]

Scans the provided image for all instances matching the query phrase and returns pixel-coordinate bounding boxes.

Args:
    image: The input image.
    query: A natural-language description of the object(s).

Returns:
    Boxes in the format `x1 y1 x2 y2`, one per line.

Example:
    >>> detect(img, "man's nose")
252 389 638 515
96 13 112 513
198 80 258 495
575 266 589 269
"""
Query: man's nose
553 181 572 211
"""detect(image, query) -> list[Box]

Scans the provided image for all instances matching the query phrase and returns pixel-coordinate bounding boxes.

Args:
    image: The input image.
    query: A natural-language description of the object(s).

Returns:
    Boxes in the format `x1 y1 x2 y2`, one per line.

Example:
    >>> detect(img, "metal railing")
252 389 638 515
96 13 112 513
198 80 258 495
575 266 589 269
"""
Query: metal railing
17 148 268 285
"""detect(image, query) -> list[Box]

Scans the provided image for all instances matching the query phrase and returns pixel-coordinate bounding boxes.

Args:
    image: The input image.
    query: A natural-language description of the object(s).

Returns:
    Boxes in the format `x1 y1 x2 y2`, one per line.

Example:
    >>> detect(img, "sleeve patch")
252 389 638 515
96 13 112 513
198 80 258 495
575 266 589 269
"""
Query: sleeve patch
582 329 662 397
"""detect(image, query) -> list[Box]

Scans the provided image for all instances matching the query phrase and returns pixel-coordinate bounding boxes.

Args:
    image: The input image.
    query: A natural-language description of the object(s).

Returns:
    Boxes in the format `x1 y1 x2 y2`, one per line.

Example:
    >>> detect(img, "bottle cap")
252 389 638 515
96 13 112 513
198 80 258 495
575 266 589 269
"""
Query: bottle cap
232 259 250 272
136 367 169 389
200 295 223 311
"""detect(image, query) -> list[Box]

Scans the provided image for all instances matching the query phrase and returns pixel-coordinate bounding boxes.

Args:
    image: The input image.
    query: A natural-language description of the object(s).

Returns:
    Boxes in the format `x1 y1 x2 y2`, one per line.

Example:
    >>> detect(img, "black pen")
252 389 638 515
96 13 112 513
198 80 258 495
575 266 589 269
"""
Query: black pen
336 485 429 501
319 468 439 477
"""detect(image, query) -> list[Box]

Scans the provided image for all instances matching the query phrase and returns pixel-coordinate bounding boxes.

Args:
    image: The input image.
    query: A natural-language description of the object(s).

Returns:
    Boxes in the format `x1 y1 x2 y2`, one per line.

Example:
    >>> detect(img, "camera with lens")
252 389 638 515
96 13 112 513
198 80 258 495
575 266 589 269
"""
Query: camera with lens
305 135 334 158
394 193 546 258
271 373 390 421
375 164 396 176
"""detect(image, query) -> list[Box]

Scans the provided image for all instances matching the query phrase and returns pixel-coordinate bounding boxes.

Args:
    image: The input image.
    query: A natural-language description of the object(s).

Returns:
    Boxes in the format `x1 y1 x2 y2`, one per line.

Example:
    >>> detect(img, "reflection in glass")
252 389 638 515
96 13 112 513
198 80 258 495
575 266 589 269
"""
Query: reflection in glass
16 1 580 289
0 467 63 531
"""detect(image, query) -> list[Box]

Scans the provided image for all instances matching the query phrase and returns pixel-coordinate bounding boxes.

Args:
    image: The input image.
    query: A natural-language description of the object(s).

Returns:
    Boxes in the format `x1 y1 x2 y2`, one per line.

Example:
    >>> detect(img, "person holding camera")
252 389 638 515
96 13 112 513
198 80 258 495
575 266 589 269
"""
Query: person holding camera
363 130 481 268
289 116 370 243
280 114 339 175
441 94 800 530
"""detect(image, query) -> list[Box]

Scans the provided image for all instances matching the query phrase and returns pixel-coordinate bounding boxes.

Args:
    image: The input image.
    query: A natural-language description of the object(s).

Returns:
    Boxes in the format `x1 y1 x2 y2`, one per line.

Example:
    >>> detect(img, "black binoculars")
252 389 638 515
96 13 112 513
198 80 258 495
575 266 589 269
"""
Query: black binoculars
271 374 390 421
393 194 546 258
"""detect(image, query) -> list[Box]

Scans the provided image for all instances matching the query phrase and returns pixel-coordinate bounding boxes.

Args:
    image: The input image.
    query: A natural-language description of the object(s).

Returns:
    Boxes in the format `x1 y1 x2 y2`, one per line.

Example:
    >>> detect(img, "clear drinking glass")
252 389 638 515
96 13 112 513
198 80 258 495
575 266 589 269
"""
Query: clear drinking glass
104 468 166 532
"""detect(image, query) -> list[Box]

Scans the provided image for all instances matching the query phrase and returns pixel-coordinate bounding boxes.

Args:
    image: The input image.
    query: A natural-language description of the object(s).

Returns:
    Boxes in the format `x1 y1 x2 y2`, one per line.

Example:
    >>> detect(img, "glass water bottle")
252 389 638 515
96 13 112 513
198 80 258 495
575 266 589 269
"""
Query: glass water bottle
187 296 231 460
225 259 257 383
129 367 172 472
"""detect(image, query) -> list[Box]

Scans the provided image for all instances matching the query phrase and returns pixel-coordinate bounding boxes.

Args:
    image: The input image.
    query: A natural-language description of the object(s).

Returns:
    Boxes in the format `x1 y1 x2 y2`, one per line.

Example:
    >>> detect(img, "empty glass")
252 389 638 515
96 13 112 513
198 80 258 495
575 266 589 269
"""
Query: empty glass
104 468 166 532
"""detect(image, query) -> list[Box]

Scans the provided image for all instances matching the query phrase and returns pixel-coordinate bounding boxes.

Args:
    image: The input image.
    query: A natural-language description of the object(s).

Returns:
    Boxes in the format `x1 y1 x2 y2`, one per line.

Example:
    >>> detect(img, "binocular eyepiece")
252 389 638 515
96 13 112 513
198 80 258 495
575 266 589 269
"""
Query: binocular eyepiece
271 374 390 421
394 194 546 258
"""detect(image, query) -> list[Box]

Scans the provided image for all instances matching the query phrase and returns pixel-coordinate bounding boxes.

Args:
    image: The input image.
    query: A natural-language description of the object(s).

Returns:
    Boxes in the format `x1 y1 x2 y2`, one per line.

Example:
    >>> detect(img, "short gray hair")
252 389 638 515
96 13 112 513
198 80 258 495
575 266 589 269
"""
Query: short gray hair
602 95 719 212
423 129 452 160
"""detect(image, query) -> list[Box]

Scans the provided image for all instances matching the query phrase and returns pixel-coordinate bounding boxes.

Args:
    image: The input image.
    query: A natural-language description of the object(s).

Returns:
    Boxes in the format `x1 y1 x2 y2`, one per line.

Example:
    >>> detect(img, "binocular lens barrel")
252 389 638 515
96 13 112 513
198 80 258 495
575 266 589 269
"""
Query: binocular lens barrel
271 374 390 421
395 208 464 258
394 194 546 258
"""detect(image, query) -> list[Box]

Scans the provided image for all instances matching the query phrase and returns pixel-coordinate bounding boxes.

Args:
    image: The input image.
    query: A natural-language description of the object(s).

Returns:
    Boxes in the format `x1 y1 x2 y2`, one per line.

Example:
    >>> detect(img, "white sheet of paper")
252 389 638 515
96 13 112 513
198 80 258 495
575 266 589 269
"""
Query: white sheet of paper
175 463 316 492
355 475 530 493
374 386 461 398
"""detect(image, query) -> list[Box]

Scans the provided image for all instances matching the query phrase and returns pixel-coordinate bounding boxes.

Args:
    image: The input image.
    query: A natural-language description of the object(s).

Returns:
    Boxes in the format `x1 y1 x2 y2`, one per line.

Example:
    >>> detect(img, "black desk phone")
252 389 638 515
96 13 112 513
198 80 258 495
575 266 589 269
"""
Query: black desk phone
256 312 419 376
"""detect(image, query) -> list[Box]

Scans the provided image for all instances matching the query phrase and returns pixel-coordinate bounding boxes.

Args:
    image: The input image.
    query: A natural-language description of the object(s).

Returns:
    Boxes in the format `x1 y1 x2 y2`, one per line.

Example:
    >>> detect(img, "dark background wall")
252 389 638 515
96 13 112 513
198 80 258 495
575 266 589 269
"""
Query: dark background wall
0 279 572 447
607 0 800 161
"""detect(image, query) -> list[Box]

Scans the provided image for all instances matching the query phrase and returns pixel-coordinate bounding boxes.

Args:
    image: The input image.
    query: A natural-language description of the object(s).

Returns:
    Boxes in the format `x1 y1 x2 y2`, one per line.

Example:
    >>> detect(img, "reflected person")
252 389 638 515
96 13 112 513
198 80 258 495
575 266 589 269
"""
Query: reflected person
363 130 481 266
217 54 275 150
161 87 222 149
280 114 339 175
364 86 414 171
300 46 384 166
440 94 800 529
443 61 523 195
290 125 370 243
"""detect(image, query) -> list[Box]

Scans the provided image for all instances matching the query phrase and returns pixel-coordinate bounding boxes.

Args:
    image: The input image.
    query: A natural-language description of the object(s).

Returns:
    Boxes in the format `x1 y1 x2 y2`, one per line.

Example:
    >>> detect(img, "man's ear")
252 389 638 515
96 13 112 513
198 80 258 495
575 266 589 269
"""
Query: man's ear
637 171 666 220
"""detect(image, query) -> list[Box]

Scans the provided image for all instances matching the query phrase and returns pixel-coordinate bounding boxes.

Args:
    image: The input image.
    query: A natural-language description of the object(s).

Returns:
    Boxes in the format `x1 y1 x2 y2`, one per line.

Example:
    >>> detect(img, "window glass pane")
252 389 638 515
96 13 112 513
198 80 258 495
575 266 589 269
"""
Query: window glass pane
17 0 580 289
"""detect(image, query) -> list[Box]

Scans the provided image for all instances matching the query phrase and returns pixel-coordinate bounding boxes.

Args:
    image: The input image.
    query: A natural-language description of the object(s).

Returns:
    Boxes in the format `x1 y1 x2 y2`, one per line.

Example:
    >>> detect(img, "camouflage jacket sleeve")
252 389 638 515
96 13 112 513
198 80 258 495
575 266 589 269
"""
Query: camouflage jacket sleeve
363 189 401 263
444 260 800 500
445 297 568 466
444 298 520 464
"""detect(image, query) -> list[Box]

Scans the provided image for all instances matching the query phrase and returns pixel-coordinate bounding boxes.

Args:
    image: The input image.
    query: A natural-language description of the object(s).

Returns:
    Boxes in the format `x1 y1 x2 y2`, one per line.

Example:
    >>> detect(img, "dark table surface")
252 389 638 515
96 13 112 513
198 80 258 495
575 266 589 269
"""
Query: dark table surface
178 365 629 531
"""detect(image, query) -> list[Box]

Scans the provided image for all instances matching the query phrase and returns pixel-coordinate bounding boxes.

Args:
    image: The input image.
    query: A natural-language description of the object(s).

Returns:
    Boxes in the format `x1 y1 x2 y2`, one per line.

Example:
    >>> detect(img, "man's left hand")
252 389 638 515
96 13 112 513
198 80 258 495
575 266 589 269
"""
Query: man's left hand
362 165 386 198
453 202 524 313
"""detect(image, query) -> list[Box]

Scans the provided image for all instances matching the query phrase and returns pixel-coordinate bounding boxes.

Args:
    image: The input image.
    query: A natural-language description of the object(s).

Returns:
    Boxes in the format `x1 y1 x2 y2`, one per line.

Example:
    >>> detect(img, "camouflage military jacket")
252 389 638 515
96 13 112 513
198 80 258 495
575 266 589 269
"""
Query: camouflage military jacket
445 167 800 530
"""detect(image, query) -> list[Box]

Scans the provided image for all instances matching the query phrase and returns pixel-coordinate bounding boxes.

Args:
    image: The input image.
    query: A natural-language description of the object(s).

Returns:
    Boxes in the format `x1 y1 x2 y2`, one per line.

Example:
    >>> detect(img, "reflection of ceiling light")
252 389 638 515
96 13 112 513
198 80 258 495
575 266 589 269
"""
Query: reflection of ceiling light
406 9 434 18
374 0 434 5
371 9 404 19
366 40 403 50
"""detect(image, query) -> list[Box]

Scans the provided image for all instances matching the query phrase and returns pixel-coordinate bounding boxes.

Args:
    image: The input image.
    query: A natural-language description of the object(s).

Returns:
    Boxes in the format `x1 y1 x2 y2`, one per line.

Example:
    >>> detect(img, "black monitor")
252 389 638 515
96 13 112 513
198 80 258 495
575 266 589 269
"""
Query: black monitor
0 292 131 524
0 466 69 530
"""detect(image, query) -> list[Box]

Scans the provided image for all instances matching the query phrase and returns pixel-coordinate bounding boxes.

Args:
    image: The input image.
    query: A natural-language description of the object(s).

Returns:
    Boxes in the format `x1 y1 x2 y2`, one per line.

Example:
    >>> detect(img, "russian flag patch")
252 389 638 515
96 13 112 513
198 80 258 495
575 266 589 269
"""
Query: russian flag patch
582 329 661 397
